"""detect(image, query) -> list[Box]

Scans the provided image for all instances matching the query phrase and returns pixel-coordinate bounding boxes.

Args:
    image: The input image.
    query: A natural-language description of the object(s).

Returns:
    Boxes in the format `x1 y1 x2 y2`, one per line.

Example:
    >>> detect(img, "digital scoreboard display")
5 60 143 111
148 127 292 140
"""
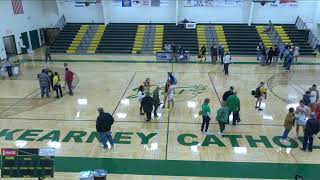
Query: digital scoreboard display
1 148 55 178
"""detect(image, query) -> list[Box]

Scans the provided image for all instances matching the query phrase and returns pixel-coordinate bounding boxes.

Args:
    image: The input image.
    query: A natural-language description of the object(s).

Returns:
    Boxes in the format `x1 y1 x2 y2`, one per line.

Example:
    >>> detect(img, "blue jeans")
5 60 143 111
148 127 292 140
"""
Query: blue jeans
303 135 314 151
6 66 12 77
282 128 291 139
98 132 114 148
40 86 49 97
286 61 292 70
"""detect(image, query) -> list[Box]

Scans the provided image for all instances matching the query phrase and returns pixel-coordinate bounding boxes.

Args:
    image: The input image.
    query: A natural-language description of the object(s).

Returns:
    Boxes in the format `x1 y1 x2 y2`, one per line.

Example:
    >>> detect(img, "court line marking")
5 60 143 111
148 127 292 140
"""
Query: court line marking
0 88 39 117
112 72 136 116
208 73 222 103
0 117 284 127
20 58 320 65
165 111 171 160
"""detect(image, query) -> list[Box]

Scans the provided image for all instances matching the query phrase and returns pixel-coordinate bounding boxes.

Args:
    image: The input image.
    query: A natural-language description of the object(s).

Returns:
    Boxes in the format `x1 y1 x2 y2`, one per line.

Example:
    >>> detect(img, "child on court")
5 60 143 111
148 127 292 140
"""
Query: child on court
137 85 145 115
216 102 229 135
281 107 295 141
201 98 211 134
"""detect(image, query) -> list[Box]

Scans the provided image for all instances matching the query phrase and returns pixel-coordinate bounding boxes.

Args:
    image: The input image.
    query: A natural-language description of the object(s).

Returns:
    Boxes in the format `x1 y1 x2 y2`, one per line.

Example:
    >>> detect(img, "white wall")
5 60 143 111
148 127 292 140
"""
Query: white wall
0 0 60 59
57 0 104 23
178 0 251 23
252 0 318 24
102 0 176 23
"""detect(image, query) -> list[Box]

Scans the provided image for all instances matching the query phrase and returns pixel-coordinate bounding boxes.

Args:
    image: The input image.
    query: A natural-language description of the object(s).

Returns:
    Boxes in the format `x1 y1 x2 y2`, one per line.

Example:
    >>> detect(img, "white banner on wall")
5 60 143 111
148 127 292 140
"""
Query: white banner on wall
112 0 168 7
64 0 101 7
184 0 243 7
269 0 298 7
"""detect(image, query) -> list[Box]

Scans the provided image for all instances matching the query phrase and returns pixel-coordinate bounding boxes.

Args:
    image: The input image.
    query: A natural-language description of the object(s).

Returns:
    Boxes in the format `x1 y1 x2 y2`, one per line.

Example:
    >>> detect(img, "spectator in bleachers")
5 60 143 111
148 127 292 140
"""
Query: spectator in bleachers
218 45 225 64
164 42 172 52
264 20 273 33
210 45 218 64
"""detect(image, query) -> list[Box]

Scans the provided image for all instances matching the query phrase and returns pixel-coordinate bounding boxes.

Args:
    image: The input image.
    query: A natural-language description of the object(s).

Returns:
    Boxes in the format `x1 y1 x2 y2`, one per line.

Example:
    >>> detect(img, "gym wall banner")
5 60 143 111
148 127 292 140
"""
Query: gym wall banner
112 0 168 7
184 0 243 7
269 0 298 7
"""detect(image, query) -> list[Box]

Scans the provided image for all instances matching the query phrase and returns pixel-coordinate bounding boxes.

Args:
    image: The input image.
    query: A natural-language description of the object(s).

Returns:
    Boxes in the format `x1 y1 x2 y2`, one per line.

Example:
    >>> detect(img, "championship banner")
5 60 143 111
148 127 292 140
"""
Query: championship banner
269 0 298 7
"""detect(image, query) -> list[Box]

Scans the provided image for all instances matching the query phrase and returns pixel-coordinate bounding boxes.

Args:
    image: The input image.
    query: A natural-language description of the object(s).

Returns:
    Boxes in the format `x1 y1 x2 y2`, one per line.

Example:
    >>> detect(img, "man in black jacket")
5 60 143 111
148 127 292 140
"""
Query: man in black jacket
210 45 218 64
222 86 234 102
96 107 114 149
141 92 154 121
301 113 319 152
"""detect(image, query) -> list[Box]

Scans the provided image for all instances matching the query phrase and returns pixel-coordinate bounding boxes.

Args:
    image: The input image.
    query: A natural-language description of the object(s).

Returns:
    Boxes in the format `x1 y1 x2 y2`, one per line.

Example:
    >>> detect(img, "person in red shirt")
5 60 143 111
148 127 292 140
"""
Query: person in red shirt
65 68 74 96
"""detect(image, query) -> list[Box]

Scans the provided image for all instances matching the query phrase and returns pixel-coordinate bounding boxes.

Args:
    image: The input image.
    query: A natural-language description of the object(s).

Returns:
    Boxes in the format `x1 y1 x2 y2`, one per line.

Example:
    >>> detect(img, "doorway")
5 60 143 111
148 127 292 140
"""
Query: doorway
2 35 17 56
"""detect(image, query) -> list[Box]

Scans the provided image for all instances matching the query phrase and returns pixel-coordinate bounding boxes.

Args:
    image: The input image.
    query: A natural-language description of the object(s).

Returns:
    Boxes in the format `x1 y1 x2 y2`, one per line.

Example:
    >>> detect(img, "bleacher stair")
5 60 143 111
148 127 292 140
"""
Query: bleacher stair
153 25 164 54
66 25 89 53
132 25 146 54
87 25 106 54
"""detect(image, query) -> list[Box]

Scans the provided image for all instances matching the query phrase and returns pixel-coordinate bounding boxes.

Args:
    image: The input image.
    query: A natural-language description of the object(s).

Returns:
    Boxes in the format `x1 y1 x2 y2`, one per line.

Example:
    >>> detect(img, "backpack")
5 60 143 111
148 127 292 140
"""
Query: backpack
255 87 261 97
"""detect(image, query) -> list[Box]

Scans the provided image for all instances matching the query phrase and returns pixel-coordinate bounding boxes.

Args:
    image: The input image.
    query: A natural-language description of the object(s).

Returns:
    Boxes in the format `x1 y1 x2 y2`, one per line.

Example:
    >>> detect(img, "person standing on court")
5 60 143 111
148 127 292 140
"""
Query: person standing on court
153 86 160 118
255 82 267 111
4 58 13 77
267 47 274 65
96 107 114 149
273 45 279 64
167 81 175 111
144 77 151 94
210 45 218 64
216 102 229 135
53 72 63 99
218 45 225 64
38 69 50 98
310 84 319 108
137 85 145 115
295 100 310 138
223 52 231 75
141 92 154 122
162 80 170 109
301 113 319 152
256 42 263 61
45 46 52 62
222 86 234 102
293 46 300 62
281 107 295 141
65 68 74 96
201 98 211 134
200 45 207 62
226 91 240 126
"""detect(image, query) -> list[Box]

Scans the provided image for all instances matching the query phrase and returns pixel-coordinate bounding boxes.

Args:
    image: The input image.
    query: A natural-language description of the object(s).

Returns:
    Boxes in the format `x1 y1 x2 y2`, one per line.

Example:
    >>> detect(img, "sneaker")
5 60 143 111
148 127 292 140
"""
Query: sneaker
140 112 144 115
258 108 263 111
300 148 306 152
217 132 224 136
204 131 213 135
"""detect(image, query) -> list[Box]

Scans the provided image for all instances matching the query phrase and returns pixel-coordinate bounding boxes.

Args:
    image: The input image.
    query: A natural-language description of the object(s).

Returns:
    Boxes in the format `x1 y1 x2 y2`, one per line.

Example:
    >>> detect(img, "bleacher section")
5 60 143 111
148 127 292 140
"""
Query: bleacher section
215 25 229 52
132 25 146 54
96 23 137 53
256 26 272 48
66 24 89 53
197 25 207 53
51 24 81 53
153 25 164 54
223 24 260 55
51 23 315 56
282 24 315 56
87 25 106 54
163 24 198 54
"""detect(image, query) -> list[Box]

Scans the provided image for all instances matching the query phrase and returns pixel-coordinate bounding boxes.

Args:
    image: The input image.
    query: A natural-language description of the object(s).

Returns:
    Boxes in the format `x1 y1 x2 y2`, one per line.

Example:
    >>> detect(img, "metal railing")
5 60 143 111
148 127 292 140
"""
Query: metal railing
295 16 319 49
55 15 66 30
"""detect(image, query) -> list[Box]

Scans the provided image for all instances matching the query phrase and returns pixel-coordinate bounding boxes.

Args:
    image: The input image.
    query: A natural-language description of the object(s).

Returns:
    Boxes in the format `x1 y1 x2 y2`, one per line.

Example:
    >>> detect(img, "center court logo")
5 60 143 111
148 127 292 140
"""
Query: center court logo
1 129 319 150
126 84 207 102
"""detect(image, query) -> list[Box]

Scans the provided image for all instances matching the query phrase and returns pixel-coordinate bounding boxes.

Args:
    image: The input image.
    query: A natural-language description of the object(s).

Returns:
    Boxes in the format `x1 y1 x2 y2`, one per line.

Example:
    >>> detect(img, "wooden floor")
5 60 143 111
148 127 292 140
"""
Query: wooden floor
1 52 320 179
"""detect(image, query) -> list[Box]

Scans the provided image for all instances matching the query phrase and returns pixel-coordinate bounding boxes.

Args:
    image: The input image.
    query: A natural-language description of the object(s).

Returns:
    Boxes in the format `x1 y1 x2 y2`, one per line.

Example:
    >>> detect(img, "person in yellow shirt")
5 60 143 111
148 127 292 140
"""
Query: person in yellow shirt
255 81 267 111
53 72 63 98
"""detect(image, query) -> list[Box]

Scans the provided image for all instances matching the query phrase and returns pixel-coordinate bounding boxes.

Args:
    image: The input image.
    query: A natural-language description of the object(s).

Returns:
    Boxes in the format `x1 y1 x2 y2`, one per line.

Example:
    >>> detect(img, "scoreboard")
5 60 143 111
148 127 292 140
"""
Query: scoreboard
1 148 55 178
